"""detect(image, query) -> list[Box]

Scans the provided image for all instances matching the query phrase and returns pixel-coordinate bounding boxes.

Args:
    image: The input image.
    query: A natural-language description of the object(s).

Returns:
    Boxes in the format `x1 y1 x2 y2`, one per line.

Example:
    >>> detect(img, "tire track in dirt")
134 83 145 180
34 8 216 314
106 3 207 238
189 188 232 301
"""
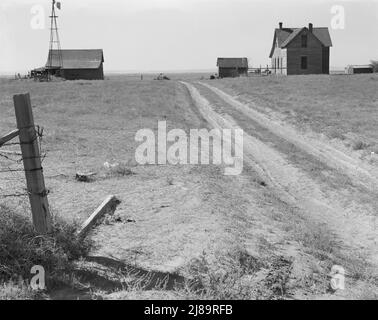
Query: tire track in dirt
180 81 378 267
200 82 378 193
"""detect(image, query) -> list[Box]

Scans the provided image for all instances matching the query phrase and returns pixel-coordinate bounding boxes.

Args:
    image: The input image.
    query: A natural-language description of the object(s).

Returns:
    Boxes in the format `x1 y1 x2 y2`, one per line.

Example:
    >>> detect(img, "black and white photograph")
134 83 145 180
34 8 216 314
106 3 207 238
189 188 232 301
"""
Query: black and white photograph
0 0 377 305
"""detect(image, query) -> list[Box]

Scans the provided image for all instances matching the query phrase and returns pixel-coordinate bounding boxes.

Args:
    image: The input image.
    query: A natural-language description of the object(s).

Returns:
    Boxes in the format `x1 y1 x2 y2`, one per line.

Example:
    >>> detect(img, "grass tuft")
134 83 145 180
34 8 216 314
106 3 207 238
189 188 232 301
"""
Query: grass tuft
0 204 92 299
351 140 369 151
182 250 265 300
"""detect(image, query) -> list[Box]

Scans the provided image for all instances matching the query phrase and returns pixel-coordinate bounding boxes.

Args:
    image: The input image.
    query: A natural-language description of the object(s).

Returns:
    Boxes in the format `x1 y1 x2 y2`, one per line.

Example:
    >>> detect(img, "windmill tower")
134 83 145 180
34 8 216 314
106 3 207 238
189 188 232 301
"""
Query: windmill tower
46 0 62 80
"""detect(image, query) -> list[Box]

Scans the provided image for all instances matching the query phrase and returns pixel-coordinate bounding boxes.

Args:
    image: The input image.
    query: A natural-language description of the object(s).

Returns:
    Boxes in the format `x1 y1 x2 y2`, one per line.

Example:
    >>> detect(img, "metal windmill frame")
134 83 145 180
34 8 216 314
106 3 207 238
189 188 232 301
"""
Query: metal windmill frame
47 0 63 80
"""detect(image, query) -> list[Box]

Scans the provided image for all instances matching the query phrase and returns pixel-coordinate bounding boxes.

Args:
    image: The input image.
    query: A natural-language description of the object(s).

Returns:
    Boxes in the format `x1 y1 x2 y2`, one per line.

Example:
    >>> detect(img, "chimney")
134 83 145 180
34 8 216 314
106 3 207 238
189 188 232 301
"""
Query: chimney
279 22 283 29
309 23 313 33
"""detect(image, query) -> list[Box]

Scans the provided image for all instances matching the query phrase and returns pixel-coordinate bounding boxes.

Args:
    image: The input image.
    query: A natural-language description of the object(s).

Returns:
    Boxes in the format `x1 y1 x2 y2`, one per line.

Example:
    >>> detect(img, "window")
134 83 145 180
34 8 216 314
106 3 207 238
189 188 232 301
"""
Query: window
301 34 307 48
301 56 308 69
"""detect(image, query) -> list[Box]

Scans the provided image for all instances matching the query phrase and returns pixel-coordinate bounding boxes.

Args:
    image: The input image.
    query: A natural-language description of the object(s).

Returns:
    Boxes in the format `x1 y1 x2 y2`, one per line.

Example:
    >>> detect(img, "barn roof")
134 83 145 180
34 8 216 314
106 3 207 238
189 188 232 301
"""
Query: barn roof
46 49 104 69
217 58 248 68
269 27 332 57
347 65 373 68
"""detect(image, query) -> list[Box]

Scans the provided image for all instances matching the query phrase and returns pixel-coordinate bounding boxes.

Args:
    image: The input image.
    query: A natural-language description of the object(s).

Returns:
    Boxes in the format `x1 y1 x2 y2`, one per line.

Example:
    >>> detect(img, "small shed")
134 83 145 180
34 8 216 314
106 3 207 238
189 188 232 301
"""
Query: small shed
217 58 248 78
345 65 373 74
46 49 105 80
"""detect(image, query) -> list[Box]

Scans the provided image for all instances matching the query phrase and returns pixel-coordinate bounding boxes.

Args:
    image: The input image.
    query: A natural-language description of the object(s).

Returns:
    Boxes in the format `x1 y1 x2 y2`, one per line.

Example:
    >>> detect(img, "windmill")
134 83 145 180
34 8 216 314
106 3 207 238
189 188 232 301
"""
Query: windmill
46 0 62 80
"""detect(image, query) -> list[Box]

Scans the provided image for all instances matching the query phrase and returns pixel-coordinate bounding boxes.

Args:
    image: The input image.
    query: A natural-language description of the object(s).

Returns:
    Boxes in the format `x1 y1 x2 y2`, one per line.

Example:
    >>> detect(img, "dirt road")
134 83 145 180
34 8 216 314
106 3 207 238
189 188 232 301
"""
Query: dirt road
181 81 378 298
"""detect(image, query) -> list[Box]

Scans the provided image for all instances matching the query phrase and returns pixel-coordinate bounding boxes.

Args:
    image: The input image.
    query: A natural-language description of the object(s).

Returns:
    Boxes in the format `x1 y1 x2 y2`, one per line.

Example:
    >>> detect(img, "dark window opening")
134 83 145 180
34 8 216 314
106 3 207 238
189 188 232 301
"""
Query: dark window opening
301 34 307 48
301 56 308 69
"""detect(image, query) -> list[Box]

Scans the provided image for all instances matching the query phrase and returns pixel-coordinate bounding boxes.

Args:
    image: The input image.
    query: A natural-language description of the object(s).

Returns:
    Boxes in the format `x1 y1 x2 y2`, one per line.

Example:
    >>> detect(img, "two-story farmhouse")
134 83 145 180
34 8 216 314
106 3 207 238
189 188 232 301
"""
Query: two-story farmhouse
269 22 332 75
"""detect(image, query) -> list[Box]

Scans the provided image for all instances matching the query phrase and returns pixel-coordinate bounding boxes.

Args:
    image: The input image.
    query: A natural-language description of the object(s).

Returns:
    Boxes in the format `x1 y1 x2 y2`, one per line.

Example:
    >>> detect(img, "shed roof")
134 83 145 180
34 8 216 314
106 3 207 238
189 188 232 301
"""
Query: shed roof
46 49 104 69
217 58 248 68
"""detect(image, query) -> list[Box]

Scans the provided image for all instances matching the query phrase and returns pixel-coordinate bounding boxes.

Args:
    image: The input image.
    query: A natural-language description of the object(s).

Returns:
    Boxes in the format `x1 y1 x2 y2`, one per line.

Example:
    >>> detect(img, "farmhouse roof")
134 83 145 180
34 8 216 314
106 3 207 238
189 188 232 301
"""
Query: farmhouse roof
269 26 332 57
46 49 104 69
217 58 248 68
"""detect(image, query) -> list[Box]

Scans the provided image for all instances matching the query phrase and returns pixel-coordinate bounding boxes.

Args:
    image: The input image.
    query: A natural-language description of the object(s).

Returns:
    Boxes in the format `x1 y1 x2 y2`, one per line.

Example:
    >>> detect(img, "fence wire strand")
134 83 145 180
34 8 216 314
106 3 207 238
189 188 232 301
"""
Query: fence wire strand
0 125 47 199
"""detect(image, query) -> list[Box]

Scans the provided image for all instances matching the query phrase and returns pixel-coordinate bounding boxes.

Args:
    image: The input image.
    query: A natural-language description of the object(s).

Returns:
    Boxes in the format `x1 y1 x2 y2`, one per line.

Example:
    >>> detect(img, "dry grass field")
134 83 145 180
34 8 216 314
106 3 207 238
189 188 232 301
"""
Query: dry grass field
0 74 377 300
0 76 203 222
207 74 378 156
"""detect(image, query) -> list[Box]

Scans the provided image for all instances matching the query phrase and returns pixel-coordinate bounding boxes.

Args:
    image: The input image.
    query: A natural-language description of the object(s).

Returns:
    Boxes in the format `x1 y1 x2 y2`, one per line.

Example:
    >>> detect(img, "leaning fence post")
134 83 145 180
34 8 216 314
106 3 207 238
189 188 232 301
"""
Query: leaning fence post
13 93 52 234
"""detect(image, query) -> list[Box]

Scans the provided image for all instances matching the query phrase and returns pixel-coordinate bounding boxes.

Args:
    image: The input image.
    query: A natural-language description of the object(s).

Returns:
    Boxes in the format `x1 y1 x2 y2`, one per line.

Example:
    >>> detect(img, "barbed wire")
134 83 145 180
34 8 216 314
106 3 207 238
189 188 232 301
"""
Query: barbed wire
0 152 19 162
0 125 48 200
0 192 28 198
0 188 50 199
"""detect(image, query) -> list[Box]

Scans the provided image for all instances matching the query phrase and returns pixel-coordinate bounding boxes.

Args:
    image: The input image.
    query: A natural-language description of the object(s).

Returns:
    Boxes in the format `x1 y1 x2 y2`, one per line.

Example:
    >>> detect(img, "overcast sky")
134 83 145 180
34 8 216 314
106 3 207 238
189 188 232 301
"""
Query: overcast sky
0 0 377 73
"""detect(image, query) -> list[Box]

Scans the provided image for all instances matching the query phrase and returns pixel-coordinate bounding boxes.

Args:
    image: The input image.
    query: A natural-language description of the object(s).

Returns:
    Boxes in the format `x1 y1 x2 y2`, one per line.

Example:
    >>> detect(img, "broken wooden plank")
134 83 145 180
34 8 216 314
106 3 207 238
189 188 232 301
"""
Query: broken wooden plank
0 129 19 148
78 195 120 238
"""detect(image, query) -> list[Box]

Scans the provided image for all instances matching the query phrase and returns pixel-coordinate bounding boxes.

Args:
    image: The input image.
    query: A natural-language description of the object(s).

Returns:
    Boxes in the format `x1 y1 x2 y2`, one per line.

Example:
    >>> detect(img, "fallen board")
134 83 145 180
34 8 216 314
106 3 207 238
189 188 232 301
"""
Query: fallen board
78 195 121 238
0 129 19 148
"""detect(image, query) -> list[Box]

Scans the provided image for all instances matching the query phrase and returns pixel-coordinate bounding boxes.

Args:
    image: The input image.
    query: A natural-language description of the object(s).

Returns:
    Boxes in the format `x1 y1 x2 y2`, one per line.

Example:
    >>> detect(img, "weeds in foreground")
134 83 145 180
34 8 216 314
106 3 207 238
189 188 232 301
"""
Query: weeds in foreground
180 250 266 300
0 204 92 299
0 280 45 300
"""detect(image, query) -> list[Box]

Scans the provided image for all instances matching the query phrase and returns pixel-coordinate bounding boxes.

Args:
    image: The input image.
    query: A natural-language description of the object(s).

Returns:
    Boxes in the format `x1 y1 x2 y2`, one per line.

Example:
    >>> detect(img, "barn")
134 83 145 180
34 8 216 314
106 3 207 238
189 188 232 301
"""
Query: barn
269 22 332 75
217 58 248 78
46 49 105 80
345 65 373 74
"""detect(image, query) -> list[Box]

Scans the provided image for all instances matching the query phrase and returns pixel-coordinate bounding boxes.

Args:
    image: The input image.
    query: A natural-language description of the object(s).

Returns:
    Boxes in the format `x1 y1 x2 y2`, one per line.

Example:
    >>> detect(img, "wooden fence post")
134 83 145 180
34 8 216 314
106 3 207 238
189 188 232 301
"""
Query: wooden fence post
13 93 52 234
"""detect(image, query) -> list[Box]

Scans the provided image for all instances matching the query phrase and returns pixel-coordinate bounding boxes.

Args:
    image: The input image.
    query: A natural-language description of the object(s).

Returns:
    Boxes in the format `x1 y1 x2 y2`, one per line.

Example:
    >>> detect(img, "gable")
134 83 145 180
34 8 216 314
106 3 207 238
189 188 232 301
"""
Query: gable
312 28 333 47
269 26 332 58
280 28 305 48
282 28 324 49
269 28 295 58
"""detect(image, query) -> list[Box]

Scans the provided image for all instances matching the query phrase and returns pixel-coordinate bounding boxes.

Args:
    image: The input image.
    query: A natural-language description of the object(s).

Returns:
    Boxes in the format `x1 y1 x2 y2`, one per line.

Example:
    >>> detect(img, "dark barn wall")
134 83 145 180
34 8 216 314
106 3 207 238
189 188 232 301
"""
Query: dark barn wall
352 68 373 74
62 64 104 80
219 67 248 78
286 30 323 75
